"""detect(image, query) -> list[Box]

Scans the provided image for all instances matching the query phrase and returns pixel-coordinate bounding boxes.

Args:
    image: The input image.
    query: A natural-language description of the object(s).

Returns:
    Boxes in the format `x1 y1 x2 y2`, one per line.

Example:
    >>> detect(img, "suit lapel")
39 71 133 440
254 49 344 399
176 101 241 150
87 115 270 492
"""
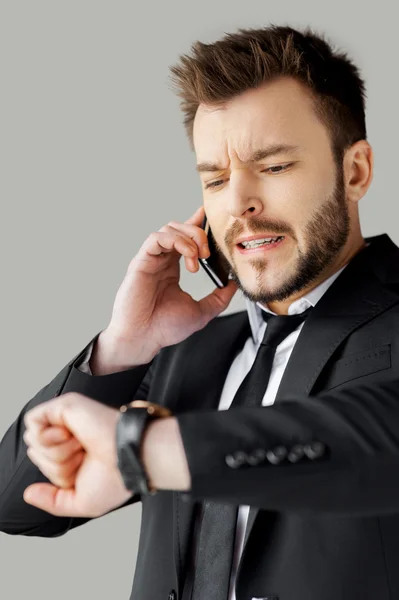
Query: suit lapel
173 234 399 593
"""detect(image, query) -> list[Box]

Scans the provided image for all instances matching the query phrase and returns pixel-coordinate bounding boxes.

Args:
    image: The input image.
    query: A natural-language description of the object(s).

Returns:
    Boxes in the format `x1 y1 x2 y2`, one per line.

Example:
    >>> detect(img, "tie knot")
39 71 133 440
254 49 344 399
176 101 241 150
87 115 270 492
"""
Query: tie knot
260 305 312 348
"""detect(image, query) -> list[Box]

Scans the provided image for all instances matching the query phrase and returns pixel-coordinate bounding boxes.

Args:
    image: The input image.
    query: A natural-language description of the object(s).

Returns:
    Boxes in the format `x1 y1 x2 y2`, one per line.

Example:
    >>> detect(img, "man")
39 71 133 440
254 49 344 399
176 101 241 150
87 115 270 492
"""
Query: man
1 23 399 600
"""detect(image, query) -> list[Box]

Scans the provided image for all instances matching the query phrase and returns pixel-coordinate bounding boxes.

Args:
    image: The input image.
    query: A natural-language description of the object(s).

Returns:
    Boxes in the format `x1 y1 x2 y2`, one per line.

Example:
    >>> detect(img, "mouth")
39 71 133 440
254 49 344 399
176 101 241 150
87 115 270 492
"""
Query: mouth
236 236 285 254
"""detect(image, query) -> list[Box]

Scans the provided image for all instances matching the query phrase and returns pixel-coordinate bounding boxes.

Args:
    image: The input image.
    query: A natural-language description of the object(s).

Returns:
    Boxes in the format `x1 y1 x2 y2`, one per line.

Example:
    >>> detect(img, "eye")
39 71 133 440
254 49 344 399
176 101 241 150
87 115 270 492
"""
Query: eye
204 163 293 189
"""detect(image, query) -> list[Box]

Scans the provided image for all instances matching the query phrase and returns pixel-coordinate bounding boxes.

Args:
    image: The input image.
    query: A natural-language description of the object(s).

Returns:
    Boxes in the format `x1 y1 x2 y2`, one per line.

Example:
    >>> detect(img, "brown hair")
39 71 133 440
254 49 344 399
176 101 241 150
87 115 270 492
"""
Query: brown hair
168 24 367 166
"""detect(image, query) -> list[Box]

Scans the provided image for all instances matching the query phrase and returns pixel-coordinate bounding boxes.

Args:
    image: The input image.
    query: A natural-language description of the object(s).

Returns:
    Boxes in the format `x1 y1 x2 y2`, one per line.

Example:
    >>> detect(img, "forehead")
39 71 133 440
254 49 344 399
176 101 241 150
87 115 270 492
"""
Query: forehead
193 77 328 162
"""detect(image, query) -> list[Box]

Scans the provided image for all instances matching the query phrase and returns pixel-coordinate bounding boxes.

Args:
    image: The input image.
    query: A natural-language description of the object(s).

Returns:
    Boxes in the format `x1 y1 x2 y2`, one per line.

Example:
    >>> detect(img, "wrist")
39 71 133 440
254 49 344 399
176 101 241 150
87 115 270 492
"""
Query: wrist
90 329 158 375
141 417 191 491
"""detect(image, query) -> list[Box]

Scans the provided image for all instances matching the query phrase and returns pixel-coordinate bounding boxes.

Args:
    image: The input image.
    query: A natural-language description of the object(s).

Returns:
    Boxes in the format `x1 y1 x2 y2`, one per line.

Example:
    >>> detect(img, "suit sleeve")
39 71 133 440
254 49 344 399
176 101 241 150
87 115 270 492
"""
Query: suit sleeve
176 375 399 515
0 330 157 538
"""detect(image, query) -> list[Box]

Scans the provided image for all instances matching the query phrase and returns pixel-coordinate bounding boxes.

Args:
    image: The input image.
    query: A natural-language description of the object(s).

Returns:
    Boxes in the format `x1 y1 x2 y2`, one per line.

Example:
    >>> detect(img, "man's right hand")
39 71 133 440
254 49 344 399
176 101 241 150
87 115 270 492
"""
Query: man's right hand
98 205 238 368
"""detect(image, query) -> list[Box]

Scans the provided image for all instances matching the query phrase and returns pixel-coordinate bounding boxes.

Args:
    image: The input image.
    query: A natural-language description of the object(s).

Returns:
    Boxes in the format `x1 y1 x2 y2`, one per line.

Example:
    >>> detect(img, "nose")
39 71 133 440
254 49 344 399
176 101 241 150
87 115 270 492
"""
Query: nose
228 200 265 224
226 171 265 221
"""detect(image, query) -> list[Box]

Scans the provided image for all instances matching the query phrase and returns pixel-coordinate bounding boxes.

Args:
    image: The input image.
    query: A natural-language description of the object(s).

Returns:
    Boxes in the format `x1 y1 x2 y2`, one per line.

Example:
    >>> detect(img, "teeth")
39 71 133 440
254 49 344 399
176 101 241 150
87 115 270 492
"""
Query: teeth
241 236 282 248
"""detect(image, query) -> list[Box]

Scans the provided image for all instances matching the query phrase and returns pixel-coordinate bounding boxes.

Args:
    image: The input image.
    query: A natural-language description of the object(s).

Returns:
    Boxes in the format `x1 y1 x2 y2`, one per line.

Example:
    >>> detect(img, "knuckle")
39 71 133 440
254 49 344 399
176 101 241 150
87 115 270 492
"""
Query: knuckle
176 233 189 243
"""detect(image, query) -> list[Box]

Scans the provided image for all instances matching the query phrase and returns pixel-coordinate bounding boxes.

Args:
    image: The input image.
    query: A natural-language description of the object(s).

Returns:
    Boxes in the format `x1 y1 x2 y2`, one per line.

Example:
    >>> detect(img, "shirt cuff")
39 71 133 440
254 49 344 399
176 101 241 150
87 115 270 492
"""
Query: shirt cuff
74 342 94 375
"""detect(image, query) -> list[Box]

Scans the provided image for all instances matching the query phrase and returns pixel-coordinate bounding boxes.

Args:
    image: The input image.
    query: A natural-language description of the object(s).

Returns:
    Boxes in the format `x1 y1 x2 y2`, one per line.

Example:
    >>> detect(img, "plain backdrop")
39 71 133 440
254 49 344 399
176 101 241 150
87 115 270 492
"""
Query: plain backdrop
0 1 396 598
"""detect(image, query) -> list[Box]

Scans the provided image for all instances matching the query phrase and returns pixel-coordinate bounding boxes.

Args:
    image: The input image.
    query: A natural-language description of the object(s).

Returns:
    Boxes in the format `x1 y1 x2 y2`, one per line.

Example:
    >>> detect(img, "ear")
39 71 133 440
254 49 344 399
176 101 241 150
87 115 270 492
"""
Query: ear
344 140 374 204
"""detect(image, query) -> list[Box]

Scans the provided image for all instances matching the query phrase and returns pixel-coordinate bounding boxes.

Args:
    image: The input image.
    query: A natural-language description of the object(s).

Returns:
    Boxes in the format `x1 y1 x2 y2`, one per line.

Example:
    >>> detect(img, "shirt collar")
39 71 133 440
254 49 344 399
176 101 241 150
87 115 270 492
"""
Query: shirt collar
245 263 349 344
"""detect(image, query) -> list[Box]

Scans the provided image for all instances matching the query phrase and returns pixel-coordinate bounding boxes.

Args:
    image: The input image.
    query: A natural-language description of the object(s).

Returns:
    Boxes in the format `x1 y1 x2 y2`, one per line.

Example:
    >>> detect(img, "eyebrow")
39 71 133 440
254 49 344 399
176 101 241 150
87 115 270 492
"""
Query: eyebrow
196 143 301 173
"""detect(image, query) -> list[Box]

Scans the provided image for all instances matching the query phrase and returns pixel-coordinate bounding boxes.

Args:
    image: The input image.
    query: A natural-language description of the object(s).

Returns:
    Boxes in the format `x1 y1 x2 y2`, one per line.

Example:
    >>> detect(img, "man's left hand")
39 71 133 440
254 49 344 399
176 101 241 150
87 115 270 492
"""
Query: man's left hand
23 393 134 518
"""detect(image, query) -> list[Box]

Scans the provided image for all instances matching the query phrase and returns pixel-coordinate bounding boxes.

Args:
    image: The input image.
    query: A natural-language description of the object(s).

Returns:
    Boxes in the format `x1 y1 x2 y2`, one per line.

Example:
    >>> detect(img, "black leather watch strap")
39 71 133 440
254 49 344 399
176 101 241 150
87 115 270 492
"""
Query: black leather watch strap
116 408 158 495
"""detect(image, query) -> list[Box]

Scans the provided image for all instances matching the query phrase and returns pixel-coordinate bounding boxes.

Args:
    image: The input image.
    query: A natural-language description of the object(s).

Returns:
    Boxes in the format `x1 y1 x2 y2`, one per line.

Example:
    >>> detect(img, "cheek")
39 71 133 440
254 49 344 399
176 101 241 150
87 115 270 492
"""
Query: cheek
280 179 320 225
203 207 224 243
212 228 228 254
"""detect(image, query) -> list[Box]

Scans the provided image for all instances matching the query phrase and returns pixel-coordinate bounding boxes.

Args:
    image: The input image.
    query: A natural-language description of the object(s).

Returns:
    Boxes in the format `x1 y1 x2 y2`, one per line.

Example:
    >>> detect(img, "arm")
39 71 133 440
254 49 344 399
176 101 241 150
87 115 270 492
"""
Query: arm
0 331 156 537
172 376 399 515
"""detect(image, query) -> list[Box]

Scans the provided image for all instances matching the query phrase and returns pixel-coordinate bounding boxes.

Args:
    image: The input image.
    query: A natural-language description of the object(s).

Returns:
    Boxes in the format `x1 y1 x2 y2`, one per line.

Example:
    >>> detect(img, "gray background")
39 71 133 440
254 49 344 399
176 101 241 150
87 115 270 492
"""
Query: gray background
0 1 395 598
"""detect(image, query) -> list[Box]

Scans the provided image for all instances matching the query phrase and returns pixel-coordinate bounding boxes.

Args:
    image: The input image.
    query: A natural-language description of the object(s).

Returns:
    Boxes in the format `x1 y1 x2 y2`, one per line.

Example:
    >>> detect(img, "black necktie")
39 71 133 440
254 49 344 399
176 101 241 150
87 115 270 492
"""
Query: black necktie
186 305 312 600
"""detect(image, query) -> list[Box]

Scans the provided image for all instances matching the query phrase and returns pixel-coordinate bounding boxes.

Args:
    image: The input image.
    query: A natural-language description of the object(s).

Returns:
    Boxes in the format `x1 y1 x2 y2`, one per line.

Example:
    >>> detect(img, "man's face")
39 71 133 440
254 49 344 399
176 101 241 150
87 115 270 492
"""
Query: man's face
193 76 352 306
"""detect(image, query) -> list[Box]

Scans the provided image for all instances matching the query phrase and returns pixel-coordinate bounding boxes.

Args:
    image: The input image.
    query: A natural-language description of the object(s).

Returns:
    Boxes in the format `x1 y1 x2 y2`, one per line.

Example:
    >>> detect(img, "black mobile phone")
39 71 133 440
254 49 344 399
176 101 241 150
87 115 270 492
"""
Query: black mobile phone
198 215 230 288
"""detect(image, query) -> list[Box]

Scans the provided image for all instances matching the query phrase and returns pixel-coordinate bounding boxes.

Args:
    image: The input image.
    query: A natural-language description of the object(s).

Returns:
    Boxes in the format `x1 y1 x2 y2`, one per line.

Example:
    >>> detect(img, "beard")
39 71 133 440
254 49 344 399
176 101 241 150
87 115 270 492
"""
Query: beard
215 162 351 305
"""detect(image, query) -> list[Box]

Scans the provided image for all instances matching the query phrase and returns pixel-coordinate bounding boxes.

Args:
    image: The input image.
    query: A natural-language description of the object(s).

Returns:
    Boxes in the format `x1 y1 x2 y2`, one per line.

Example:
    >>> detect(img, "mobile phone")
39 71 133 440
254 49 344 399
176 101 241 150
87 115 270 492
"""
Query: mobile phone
198 215 230 288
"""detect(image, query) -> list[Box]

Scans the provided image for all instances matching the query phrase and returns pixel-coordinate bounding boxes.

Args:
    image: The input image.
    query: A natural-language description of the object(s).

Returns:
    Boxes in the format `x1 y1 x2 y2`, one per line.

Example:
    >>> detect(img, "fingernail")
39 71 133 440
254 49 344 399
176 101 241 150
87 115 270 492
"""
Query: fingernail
202 243 210 256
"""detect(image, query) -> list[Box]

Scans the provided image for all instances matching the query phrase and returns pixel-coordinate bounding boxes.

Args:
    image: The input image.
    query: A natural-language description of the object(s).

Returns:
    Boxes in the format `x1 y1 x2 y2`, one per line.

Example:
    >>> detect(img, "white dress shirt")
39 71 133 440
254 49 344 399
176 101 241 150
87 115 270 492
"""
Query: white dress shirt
220 265 347 600
76 262 349 600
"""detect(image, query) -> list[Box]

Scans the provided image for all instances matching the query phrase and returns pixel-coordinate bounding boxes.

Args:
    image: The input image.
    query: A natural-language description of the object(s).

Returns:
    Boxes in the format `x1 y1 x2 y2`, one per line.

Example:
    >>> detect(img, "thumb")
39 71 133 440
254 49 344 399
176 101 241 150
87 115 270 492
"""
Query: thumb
23 483 75 517
198 279 239 320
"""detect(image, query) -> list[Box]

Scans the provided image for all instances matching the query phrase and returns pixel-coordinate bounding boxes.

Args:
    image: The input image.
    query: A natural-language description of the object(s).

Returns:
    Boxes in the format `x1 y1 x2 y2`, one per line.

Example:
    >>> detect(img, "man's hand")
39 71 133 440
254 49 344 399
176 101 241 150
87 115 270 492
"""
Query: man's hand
23 393 134 518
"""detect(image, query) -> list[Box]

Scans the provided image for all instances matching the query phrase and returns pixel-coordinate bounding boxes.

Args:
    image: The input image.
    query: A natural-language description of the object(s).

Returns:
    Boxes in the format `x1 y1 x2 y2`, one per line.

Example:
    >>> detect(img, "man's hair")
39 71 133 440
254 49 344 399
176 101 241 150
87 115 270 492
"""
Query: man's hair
168 24 367 166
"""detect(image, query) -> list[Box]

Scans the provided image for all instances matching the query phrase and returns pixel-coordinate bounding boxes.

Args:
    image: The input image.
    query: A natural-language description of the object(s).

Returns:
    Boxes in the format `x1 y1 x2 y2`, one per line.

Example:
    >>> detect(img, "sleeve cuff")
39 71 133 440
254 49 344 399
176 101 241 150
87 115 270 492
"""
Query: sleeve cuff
59 331 155 408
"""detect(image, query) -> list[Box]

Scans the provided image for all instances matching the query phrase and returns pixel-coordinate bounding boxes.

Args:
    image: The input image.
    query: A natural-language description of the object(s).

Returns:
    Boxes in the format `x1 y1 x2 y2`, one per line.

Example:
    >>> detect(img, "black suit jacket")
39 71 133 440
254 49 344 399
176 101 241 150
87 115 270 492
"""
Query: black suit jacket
2 233 399 600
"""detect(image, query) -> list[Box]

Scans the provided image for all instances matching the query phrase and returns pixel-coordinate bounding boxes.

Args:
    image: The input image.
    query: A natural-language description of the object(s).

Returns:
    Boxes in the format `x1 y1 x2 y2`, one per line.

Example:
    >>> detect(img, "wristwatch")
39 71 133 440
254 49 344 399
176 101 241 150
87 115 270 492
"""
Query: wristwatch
116 400 172 495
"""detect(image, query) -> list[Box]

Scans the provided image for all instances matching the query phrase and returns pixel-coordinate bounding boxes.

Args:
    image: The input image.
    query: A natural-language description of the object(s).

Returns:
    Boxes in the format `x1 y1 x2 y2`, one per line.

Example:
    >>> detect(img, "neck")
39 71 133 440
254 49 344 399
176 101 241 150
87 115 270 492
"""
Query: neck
264 235 367 315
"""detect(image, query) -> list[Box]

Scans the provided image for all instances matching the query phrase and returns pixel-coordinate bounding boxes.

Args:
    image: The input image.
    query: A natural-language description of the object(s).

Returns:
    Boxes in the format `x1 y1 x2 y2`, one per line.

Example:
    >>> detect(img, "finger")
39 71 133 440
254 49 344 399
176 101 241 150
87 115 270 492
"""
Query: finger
26 445 84 478
142 231 197 257
183 206 208 265
184 205 205 226
24 426 71 449
26 446 85 489
24 394 75 438
24 426 70 449
158 225 210 274
28 435 82 464
140 231 200 274
41 426 72 446
197 279 239 321
161 223 210 257
23 483 85 517
134 227 206 276
24 409 50 440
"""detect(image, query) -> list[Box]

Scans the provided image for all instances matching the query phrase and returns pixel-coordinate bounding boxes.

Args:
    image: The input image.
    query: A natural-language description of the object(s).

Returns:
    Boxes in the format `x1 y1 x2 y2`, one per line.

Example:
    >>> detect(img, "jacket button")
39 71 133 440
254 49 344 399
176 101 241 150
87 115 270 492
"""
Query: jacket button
273 446 287 461
287 444 305 463
225 454 241 468
233 451 248 465
168 590 177 600
247 448 267 465
304 440 326 459
225 451 249 468
266 446 287 465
